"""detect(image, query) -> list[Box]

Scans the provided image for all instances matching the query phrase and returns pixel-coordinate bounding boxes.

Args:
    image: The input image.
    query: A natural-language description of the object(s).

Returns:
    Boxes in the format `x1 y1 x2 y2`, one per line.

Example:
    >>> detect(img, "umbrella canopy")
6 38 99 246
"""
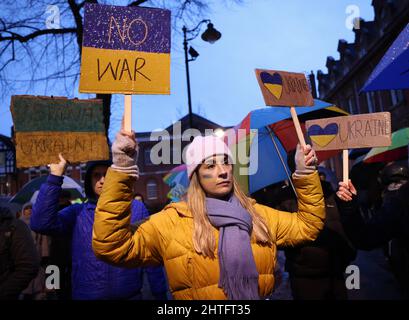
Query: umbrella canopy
226 99 347 194
362 22 409 91
163 164 188 187
10 175 84 204
163 164 188 202
363 127 409 163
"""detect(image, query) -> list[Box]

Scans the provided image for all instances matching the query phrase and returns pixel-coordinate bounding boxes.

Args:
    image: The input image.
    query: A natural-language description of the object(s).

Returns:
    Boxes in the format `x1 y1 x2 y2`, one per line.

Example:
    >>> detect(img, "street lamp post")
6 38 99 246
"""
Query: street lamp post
183 20 221 128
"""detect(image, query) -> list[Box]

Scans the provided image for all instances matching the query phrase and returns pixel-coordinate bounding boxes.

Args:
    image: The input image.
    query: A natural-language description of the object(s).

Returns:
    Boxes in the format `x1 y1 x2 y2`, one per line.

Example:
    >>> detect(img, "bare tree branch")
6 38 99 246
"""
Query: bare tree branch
0 28 77 42
67 0 83 52
129 0 149 6
0 0 244 135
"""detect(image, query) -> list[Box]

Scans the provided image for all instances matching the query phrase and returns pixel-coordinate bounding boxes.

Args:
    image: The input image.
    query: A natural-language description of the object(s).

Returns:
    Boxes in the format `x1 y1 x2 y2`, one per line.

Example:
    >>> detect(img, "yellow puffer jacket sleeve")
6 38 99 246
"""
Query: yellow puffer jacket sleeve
92 168 165 268
256 171 325 247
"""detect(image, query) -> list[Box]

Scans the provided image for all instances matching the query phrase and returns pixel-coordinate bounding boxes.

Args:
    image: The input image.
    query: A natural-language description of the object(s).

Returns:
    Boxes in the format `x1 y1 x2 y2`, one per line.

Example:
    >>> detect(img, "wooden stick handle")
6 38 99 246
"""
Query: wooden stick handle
290 106 306 148
343 149 349 184
124 94 132 132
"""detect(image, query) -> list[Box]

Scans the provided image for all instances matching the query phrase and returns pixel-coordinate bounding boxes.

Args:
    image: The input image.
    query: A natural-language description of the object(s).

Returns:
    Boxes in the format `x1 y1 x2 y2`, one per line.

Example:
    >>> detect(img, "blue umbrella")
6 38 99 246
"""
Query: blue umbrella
362 23 409 91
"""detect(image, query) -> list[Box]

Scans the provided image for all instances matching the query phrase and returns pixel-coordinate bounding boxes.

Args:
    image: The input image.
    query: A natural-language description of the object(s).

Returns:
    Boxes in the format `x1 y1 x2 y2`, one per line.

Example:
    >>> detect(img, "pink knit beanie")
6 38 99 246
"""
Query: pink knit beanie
185 135 233 179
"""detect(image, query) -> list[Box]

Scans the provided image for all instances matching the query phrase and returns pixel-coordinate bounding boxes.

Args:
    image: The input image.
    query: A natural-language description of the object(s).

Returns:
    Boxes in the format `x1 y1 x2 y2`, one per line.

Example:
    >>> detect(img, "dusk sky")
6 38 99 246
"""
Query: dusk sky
0 0 375 142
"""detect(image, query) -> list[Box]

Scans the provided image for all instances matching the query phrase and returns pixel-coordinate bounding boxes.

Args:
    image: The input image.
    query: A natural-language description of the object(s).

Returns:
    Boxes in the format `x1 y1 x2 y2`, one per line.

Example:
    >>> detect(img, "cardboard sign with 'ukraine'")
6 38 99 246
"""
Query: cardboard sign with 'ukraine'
11 96 110 168
79 3 170 94
305 112 392 151
255 69 314 107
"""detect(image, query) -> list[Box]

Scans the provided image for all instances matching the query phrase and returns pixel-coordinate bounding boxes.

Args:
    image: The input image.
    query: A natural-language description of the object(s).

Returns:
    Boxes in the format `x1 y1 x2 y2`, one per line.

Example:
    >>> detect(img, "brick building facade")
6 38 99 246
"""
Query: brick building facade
316 0 409 178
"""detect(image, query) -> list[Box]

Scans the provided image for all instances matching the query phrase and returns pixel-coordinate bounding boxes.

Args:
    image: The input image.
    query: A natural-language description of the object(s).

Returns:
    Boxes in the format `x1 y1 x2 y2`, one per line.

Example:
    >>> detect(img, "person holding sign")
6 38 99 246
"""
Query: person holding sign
92 130 325 300
337 165 409 298
30 156 169 300
276 150 356 300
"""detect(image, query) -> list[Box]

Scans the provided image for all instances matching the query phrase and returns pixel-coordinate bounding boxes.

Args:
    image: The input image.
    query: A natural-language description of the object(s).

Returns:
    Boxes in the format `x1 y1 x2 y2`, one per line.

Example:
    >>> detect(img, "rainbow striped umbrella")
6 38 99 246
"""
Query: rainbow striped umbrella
363 127 409 163
163 164 188 202
225 99 347 194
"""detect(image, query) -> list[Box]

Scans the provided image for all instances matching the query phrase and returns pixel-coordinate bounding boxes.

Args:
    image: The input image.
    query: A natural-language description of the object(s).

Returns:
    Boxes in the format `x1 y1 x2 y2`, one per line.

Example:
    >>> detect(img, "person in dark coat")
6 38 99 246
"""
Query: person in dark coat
0 206 40 300
337 162 409 298
20 202 50 300
47 190 73 300
31 154 169 300
276 151 356 300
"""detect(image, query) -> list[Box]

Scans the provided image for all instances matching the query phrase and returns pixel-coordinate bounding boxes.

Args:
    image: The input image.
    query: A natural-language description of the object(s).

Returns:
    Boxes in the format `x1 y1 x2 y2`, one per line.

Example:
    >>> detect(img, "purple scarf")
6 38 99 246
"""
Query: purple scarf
206 195 259 300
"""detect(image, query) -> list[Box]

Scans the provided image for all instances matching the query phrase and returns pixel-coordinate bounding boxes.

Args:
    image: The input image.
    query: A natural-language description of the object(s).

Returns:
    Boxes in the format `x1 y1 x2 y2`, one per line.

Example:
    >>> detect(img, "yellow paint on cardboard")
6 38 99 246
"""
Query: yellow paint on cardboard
79 47 170 94
310 134 337 147
15 131 109 168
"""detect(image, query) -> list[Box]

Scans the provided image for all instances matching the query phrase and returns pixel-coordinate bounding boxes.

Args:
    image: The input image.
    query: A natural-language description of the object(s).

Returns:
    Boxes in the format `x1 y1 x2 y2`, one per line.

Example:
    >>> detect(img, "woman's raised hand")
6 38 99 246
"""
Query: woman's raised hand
294 143 318 175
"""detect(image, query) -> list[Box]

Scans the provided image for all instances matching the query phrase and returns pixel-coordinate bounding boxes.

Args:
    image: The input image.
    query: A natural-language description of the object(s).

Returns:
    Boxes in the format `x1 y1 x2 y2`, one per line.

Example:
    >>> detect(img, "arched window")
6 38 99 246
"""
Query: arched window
0 135 15 176
0 135 16 196
146 179 158 200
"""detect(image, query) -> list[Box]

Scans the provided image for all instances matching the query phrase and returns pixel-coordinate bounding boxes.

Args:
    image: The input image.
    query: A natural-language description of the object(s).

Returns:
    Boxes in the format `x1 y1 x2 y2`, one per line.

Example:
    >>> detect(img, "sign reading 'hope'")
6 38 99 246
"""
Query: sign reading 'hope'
79 3 171 94
255 69 314 107
305 112 392 151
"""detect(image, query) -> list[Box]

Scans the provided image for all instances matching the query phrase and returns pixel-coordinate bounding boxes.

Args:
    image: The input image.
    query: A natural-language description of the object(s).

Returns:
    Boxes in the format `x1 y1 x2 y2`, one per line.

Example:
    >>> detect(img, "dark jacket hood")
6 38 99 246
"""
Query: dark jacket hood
84 160 112 200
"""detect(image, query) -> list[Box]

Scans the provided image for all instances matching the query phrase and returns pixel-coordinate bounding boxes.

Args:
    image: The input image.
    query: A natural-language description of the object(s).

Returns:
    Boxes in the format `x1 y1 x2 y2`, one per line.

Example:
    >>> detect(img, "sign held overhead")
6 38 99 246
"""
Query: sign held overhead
79 3 171 95
11 95 110 168
255 69 314 107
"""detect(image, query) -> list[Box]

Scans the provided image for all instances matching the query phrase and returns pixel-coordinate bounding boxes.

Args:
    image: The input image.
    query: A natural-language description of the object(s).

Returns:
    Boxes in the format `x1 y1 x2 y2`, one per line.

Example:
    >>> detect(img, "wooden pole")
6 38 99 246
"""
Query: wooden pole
343 149 349 184
124 94 132 132
290 106 306 148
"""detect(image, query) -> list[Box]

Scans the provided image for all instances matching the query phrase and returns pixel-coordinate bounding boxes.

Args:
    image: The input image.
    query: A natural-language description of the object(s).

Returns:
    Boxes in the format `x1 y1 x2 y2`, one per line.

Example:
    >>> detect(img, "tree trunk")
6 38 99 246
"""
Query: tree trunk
96 93 112 140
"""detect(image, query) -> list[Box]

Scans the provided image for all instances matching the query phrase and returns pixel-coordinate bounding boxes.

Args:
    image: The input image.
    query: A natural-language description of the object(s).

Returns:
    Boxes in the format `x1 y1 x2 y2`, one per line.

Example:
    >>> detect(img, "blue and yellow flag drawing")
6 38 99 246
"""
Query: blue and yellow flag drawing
79 3 171 94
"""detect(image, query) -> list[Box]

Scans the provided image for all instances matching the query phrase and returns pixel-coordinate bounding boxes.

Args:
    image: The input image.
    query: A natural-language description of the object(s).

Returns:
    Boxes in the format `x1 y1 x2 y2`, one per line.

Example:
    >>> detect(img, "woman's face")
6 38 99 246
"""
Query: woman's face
91 165 109 197
23 207 32 218
197 154 233 198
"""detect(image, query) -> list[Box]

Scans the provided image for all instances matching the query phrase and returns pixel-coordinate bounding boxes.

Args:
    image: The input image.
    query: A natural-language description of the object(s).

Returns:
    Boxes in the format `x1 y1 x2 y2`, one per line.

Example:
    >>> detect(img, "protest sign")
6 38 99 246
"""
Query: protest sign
79 3 171 95
255 69 314 107
306 112 392 151
306 112 392 183
11 95 109 168
255 69 315 147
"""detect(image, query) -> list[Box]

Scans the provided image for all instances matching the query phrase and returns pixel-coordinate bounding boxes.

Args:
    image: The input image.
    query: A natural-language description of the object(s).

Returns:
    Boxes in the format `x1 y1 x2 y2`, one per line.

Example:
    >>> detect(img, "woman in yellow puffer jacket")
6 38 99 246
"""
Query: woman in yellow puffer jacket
92 131 325 300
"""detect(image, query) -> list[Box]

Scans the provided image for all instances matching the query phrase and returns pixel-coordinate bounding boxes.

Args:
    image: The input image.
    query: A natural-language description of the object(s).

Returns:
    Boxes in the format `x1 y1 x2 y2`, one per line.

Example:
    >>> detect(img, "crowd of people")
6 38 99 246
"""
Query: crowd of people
1 129 408 300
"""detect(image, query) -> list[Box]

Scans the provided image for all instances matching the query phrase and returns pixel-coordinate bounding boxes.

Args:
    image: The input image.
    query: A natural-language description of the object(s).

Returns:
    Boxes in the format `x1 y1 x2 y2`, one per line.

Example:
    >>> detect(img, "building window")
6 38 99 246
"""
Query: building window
80 163 87 185
171 146 182 165
390 90 404 106
0 176 11 196
347 96 358 114
366 92 375 113
146 180 158 200
0 152 6 176
0 139 15 176
144 148 154 166
377 91 384 112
